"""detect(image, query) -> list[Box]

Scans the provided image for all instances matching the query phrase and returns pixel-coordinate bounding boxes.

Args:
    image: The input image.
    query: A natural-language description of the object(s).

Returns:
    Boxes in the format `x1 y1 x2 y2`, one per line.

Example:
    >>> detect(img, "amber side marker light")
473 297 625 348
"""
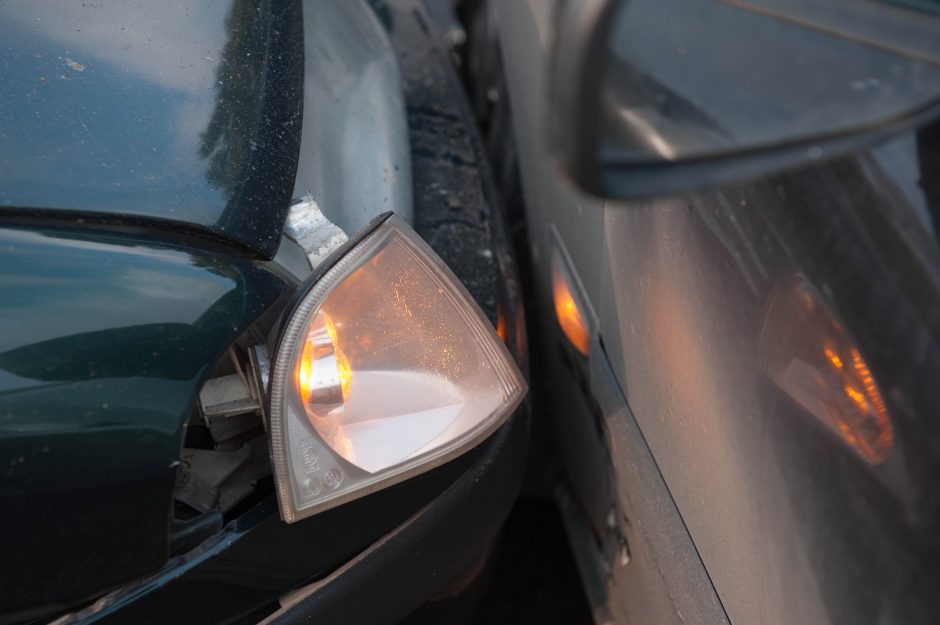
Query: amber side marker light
551 246 591 356
760 276 893 465
268 214 527 523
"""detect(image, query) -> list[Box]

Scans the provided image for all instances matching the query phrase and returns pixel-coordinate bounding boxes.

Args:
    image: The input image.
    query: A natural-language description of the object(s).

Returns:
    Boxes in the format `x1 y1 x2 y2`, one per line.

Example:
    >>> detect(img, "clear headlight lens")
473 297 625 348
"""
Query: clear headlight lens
269 215 527 522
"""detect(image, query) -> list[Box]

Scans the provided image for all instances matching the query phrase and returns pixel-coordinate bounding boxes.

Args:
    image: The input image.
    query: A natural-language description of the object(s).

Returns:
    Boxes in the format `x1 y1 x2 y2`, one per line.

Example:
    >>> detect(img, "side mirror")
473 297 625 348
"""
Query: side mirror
550 0 940 198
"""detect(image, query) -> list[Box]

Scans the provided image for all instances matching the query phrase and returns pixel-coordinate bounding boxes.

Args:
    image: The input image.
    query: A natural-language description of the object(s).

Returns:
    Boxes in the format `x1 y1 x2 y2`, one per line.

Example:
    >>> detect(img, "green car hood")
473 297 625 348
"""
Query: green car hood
0 0 303 259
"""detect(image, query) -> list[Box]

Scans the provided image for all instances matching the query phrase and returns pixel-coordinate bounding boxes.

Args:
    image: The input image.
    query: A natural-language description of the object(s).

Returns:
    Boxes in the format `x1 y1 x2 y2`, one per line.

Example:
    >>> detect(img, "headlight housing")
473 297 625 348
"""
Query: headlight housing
269 214 526 522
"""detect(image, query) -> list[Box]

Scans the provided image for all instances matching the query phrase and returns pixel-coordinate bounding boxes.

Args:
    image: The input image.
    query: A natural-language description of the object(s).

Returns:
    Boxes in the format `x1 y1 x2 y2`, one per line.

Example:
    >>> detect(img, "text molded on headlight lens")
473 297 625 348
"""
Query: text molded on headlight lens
268 214 527 523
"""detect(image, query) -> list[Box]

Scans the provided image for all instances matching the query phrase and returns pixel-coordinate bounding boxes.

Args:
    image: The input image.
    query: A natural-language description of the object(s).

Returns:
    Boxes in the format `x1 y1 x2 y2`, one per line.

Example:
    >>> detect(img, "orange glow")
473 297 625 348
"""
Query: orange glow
298 338 314 404
496 307 509 346
325 317 352 400
846 348 892 461
823 344 843 370
817 333 893 464
843 384 869 414
762 277 893 465
552 268 589 356
295 313 351 406
850 349 886 415
338 351 352 400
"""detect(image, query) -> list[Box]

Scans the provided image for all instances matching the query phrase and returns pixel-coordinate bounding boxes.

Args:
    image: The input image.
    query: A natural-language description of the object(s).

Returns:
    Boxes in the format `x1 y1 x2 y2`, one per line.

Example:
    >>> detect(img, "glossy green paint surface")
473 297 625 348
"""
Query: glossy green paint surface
0 0 303 258
0 226 286 616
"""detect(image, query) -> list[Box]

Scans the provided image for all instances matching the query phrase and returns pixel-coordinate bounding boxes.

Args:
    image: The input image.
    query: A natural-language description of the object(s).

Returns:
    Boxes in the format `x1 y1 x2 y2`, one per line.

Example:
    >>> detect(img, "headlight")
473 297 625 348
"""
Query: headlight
269 214 527 522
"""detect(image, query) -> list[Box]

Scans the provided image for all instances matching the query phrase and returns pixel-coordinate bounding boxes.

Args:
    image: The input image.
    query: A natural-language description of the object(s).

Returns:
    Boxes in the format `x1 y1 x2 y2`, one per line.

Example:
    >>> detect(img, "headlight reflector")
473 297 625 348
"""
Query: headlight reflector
269 214 526 522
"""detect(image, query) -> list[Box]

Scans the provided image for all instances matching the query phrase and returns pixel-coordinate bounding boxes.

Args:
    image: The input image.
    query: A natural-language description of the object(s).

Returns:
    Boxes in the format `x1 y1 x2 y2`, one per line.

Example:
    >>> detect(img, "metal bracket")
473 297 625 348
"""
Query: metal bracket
284 196 349 269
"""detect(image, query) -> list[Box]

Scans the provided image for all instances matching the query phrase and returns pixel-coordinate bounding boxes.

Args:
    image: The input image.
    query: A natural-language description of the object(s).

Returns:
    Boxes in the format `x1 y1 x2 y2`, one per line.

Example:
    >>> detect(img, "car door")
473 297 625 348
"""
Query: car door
493 4 728 623
493 2 940 624
596 137 940 625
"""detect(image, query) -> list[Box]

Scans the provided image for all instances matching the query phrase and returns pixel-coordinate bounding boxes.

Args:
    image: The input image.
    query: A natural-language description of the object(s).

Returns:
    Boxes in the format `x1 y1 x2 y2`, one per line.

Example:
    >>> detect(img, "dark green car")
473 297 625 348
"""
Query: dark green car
0 1 528 623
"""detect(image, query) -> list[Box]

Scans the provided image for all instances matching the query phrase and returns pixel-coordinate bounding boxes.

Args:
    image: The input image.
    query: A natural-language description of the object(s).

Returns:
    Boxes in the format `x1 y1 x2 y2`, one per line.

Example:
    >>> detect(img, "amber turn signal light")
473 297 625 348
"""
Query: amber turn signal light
550 241 592 356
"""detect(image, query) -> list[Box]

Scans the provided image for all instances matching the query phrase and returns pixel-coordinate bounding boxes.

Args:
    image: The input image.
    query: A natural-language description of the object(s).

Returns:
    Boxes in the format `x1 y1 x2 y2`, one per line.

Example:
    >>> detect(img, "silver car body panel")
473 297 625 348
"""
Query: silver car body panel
293 0 413 235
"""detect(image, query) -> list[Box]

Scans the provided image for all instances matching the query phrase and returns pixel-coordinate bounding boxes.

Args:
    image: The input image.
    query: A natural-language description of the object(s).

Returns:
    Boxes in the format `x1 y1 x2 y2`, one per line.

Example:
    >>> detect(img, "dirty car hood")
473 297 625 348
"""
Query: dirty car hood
0 0 303 258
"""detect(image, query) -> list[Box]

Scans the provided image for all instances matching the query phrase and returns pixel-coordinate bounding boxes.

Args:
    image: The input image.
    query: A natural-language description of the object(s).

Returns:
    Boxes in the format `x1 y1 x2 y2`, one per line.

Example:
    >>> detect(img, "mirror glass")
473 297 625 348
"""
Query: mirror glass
596 0 940 164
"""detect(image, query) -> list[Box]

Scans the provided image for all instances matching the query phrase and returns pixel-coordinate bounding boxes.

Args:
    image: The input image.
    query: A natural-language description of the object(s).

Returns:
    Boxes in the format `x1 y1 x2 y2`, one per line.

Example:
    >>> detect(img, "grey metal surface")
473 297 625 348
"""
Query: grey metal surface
293 0 413 234
497 3 940 625
283 196 349 269
199 374 258 418
586 336 730 625
495 3 940 618
493 1 606 311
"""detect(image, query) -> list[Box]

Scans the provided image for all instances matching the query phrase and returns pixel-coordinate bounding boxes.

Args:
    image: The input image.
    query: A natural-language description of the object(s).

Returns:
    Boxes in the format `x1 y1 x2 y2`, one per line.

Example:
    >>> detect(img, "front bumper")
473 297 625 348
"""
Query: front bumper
261 400 528 625
72 401 527 625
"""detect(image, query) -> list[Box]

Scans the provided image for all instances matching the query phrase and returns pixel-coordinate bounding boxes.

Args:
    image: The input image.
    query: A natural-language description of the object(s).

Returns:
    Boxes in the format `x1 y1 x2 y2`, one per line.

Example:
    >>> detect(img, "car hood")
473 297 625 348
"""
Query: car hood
0 0 303 259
